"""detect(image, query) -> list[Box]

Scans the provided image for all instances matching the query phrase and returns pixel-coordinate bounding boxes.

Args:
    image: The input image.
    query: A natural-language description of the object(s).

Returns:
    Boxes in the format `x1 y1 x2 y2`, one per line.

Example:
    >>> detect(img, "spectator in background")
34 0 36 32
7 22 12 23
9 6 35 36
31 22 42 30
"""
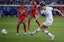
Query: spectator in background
0 0 3 4
44 0 52 5
0 7 2 17
58 7 64 16
36 0 40 4
41 0 46 5
2 7 11 17
27 6 31 14
24 0 30 4
11 7 18 17
50 1 58 5
30 0 37 4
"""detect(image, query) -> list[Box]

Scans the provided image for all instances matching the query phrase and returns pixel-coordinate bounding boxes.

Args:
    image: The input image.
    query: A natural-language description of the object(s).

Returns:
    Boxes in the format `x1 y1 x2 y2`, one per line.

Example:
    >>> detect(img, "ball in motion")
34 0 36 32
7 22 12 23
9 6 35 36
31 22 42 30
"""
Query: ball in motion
1 29 7 35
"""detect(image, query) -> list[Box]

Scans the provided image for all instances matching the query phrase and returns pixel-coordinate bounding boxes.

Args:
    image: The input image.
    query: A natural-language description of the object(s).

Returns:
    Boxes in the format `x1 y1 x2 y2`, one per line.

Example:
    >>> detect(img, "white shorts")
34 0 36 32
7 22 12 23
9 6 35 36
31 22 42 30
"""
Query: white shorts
43 20 53 26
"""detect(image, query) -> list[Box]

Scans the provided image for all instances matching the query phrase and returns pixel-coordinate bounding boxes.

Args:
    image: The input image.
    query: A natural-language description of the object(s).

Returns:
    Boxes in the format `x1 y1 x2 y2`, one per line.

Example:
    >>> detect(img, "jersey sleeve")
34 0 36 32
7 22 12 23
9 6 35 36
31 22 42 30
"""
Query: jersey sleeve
23 8 28 15
41 10 44 14
17 8 20 14
49 7 53 11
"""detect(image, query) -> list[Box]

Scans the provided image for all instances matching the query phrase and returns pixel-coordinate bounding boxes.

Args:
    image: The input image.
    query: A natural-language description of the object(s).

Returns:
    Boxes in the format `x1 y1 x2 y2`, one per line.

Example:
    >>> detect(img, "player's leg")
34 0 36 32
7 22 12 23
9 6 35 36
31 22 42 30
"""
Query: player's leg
28 16 32 30
34 15 40 26
16 20 22 35
35 20 40 26
28 21 55 40
40 25 55 40
23 21 27 35
28 24 55 40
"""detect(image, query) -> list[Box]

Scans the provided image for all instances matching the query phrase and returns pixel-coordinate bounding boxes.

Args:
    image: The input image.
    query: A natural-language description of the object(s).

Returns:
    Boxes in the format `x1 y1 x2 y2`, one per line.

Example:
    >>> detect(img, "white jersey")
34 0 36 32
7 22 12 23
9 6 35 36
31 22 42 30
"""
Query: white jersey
41 7 53 22
41 7 53 26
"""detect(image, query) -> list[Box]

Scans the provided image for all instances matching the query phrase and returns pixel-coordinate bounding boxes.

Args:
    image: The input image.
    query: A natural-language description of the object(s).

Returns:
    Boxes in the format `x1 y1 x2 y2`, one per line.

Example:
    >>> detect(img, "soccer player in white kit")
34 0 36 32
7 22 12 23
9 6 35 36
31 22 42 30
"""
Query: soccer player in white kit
28 2 64 40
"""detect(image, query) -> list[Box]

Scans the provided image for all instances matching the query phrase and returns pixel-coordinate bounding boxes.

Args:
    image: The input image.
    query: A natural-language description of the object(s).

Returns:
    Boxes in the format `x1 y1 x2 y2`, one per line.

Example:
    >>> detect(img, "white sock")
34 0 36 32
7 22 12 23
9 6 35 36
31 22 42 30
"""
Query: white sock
44 30 53 37
32 28 41 34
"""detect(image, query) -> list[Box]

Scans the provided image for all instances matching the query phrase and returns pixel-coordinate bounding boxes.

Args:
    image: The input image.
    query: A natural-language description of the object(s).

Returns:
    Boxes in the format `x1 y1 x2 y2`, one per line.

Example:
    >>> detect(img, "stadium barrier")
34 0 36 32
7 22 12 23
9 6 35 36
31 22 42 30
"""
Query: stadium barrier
0 5 64 17
0 5 64 7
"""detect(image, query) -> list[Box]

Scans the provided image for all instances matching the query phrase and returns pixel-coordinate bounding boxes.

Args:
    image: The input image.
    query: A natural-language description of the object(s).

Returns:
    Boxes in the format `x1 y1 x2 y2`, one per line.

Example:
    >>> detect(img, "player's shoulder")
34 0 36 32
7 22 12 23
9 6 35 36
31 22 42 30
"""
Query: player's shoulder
46 7 53 10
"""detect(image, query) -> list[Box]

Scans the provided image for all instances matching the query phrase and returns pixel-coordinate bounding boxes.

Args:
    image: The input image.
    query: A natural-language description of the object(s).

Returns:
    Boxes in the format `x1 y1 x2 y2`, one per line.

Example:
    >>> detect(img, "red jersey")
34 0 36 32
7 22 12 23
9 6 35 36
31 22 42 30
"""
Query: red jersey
30 3 38 10
18 7 27 17
30 3 39 18
18 7 28 21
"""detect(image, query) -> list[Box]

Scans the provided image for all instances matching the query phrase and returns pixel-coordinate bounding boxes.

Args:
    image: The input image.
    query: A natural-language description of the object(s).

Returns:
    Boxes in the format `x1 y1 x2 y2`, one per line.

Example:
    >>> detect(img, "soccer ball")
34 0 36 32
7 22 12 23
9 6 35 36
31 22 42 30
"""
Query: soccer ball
1 29 7 35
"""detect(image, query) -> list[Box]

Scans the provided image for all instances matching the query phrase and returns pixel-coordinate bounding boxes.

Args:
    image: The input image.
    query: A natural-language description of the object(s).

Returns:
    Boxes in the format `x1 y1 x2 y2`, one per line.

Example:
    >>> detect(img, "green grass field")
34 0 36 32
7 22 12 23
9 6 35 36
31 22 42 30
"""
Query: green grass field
0 16 64 42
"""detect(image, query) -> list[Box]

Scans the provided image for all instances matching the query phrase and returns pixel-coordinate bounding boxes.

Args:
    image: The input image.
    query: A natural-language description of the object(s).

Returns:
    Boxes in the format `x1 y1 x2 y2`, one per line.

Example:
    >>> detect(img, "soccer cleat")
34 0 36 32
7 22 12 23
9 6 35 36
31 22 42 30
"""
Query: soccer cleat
51 35 55 40
24 32 27 35
16 33 19 36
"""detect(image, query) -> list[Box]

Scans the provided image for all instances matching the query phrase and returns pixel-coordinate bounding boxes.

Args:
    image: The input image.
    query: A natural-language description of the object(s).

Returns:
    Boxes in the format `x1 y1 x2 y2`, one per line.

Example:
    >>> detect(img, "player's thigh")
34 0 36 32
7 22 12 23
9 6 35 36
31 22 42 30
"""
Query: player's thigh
18 19 23 24
29 12 34 17
40 21 53 30
28 15 33 20
22 20 26 24
34 14 38 19
18 20 22 24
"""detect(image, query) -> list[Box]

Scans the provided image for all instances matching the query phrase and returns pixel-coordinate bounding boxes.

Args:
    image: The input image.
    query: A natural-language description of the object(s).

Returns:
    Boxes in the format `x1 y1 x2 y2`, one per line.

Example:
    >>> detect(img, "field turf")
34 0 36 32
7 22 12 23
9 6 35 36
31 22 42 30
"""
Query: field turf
0 16 64 42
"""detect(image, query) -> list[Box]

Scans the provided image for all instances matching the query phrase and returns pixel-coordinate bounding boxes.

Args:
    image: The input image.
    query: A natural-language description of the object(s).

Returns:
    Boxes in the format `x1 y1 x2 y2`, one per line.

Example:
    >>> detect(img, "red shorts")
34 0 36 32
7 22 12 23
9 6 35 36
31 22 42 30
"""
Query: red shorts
30 11 38 18
18 17 26 22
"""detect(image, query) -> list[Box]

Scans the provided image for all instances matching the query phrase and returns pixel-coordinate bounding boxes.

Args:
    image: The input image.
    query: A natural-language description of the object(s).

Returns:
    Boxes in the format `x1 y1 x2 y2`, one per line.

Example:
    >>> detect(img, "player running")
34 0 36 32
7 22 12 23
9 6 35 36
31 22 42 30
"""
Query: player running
28 2 64 40
28 2 40 30
16 2 28 35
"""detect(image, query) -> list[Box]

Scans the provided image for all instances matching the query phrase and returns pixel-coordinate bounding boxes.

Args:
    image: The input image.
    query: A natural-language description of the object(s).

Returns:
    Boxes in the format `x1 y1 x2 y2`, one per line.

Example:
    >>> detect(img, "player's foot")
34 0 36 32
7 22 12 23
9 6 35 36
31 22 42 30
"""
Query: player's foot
24 32 27 35
16 33 19 36
51 35 55 40
28 32 34 36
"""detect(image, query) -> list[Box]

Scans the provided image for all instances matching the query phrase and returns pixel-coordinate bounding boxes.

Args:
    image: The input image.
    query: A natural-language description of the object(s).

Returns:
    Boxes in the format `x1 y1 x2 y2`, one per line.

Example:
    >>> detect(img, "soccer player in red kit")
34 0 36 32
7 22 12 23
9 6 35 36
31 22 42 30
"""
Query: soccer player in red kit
28 2 40 30
16 2 28 35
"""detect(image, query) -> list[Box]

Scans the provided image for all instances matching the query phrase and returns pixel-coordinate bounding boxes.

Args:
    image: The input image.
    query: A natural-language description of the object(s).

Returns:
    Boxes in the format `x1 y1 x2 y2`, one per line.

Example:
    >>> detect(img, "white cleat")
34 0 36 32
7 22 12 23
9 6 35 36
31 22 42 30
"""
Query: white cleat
16 33 19 36
24 32 27 35
51 35 55 40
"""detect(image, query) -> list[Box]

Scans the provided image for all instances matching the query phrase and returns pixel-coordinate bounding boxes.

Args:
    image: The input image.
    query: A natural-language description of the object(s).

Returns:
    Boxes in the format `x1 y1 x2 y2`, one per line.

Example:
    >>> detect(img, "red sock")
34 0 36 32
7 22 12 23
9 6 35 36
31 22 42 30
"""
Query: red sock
16 24 20 33
28 19 30 29
36 20 40 26
23 23 26 32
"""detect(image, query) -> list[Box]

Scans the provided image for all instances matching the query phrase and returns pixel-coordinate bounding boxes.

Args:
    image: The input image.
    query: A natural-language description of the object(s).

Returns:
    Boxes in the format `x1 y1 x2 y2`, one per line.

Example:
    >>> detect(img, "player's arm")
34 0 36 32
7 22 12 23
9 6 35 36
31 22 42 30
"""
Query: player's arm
53 8 64 17
17 9 21 17
21 9 28 16
17 12 20 17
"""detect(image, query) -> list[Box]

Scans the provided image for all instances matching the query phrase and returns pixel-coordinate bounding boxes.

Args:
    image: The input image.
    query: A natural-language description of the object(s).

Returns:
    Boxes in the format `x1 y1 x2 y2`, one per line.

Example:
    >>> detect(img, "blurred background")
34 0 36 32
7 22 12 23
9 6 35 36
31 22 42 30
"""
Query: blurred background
0 0 64 17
